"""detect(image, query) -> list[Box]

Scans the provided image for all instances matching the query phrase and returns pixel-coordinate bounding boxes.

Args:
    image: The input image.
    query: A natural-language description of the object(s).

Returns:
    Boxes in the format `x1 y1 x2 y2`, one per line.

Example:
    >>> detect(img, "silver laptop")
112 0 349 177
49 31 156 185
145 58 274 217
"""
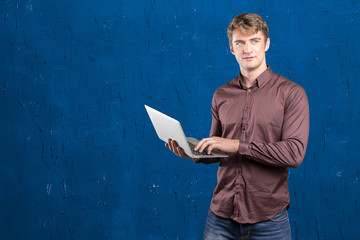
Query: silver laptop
145 105 228 158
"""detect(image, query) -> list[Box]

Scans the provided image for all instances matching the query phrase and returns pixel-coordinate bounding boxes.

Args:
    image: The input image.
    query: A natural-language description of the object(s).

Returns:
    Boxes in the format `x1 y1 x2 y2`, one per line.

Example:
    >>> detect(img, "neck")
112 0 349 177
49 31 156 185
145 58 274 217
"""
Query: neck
240 64 268 88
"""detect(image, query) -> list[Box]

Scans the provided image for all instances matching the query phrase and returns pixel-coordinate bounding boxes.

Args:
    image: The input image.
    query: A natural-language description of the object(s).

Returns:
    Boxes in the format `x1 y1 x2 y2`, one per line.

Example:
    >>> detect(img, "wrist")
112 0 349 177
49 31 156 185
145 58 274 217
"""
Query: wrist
232 140 240 153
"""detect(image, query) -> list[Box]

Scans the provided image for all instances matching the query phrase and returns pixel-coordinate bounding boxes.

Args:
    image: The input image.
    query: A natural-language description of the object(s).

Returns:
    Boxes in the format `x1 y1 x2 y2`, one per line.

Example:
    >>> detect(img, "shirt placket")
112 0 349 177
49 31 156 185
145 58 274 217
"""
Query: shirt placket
234 159 242 219
241 88 252 141
234 87 253 220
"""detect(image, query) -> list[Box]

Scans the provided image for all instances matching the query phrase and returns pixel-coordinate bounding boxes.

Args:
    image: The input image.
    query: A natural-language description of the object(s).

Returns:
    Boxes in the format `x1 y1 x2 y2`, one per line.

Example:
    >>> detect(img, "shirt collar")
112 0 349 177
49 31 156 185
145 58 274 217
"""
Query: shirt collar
237 66 274 89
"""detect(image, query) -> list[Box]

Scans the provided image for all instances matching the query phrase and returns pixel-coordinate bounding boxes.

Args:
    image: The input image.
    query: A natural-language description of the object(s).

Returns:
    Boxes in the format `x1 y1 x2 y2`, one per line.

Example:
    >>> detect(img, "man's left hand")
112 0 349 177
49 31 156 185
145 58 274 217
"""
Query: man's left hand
194 137 239 154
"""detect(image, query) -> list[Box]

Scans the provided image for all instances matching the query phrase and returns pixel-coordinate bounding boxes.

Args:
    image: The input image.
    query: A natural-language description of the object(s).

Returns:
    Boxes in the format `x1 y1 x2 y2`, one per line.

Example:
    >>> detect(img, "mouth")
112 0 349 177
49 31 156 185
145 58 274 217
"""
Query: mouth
243 56 255 61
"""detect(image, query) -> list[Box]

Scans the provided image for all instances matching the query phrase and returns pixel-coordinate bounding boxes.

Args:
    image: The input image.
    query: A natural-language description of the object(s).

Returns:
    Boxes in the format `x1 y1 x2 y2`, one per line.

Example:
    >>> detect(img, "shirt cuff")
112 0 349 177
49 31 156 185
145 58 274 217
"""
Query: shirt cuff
238 142 249 155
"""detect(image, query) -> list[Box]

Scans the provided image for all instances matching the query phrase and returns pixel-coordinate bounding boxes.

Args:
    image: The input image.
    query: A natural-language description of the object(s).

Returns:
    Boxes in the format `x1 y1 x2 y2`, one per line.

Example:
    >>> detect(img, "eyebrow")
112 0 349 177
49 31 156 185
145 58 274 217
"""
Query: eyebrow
234 38 262 43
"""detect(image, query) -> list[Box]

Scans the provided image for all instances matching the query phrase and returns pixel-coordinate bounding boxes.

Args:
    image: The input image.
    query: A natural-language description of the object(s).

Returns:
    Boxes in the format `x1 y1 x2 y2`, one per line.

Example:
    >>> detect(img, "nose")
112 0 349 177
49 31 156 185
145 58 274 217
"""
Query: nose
243 42 252 54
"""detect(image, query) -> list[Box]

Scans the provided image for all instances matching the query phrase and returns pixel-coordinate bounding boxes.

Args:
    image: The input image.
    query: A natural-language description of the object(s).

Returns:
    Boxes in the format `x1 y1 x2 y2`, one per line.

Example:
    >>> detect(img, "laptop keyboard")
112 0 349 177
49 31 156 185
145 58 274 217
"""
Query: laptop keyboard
188 142 212 156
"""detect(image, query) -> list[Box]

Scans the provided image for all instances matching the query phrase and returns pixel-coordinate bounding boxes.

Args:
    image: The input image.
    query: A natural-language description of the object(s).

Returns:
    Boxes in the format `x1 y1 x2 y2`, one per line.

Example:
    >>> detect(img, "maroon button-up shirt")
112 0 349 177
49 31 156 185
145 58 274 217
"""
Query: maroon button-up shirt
203 67 309 224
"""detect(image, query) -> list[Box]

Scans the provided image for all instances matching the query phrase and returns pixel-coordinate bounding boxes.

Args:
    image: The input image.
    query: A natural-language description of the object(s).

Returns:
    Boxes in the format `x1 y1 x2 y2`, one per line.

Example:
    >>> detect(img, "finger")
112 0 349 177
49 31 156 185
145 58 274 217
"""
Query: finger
174 145 180 155
167 140 172 151
176 147 185 157
180 148 192 159
207 143 218 154
196 137 219 152
170 140 178 152
197 141 210 153
171 140 183 157
169 139 176 152
175 146 189 159
199 139 214 153
194 138 209 151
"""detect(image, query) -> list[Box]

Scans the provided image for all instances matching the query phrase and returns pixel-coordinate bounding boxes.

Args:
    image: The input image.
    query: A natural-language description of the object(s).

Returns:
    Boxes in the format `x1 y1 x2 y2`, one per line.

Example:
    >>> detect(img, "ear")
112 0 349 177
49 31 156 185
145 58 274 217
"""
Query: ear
230 43 235 55
265 38 270 52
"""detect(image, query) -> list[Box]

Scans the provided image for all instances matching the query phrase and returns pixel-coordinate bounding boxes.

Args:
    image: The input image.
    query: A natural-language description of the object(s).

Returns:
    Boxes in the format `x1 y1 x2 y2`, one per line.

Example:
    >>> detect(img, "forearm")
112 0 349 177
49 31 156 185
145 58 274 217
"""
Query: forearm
239 138 307 168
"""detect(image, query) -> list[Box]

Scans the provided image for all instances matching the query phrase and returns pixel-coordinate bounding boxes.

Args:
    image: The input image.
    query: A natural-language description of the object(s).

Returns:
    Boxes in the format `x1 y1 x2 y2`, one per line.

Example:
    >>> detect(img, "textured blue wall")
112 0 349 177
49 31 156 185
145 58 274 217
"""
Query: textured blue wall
1 0 360 239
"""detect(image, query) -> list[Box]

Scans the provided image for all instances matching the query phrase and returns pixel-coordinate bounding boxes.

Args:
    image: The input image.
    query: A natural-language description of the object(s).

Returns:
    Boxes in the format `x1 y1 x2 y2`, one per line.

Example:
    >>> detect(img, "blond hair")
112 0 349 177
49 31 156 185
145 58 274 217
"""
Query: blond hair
227 13 269 47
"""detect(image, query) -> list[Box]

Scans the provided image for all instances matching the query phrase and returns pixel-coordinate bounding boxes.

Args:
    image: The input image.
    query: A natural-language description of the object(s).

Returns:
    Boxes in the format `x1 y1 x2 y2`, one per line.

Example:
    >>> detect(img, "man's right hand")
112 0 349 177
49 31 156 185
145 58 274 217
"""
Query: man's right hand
165 139 201 163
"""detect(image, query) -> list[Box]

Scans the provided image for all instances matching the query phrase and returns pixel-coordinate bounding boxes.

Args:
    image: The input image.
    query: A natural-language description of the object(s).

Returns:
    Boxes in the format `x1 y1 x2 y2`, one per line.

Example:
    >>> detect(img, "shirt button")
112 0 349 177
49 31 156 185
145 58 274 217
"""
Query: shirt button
247 89 252 93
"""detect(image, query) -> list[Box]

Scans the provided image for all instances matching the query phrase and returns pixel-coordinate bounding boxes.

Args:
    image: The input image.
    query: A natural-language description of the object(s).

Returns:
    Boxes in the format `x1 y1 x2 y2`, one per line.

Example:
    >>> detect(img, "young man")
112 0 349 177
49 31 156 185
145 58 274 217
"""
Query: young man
166 13 309 239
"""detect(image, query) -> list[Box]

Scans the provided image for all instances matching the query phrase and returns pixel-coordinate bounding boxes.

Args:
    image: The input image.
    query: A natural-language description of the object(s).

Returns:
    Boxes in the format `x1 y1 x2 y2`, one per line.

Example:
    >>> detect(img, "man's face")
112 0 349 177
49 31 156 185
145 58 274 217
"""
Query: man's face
230 29 270 73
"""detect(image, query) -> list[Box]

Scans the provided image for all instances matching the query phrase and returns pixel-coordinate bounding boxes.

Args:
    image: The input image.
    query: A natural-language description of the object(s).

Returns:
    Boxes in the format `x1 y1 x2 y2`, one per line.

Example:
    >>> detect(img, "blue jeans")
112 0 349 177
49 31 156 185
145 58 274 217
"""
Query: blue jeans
203 209 291 240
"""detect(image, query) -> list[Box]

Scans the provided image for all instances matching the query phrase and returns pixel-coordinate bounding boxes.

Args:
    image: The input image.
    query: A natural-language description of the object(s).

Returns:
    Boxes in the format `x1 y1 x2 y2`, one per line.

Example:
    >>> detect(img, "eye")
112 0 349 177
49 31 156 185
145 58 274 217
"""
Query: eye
236 41 244 46
251 40 259 44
